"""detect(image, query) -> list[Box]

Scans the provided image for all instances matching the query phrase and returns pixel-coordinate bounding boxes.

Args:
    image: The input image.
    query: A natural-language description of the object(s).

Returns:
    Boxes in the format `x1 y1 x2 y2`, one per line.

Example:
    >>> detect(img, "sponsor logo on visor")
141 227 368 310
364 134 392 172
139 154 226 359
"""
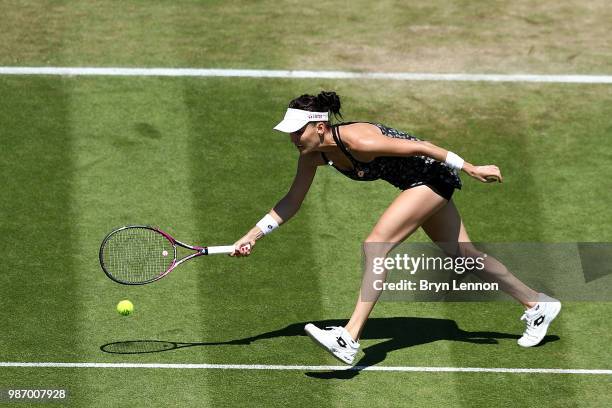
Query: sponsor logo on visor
307 113 327 120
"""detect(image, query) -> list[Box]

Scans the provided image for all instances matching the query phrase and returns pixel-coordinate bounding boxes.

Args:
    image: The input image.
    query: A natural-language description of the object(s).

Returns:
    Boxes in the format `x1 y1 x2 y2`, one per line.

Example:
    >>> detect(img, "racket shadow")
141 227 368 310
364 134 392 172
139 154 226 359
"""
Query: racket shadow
100 338 249 354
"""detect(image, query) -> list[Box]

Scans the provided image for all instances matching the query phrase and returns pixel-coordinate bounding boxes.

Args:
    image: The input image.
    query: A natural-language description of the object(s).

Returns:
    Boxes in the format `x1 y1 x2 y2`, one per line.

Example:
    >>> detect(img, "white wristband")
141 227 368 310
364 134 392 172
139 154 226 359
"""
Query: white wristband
256 214 279 235
445 151 464 171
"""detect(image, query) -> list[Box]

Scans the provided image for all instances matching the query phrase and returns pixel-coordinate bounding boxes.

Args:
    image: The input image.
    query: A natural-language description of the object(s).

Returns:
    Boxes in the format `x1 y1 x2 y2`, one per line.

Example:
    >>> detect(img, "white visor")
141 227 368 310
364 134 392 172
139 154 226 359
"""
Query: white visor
273 108 329 133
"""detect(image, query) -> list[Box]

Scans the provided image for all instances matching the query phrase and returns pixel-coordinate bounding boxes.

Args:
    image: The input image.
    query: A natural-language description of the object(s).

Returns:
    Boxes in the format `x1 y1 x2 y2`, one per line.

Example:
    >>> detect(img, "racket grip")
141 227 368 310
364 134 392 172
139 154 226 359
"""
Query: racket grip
206 245 237 255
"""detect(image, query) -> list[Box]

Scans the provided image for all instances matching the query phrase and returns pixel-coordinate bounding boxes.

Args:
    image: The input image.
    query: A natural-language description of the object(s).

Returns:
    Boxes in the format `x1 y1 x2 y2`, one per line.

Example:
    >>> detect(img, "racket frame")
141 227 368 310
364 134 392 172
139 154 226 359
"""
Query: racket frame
99 225 236 285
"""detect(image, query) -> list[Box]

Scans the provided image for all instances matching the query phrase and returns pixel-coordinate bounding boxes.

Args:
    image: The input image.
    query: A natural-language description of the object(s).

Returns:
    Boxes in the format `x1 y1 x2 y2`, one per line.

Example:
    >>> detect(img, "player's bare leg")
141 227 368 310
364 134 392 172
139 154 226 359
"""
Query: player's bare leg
344 185 448 341
420 200 538 307
421 200 560 347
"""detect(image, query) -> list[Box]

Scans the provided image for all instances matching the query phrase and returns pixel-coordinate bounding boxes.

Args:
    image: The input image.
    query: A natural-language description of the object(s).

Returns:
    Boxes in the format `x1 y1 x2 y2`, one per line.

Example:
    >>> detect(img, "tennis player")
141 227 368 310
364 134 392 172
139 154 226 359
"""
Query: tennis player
232 91 561 365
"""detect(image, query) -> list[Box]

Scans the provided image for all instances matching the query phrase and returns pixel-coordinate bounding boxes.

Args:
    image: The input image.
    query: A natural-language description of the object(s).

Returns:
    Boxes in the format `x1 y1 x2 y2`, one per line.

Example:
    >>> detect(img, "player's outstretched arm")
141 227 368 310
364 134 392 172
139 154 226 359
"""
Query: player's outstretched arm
351 131 503 184
231 152 319 256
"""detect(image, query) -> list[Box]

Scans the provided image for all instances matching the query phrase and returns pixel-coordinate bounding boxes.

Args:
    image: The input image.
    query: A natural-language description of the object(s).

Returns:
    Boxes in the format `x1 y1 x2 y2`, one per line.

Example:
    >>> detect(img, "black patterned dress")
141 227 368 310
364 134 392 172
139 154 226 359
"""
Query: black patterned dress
320 122 462 200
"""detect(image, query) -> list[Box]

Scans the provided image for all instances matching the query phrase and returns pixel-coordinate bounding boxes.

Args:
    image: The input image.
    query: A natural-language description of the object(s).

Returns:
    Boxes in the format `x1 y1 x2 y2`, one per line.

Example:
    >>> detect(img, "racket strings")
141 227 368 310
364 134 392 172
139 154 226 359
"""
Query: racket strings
101 227 175 284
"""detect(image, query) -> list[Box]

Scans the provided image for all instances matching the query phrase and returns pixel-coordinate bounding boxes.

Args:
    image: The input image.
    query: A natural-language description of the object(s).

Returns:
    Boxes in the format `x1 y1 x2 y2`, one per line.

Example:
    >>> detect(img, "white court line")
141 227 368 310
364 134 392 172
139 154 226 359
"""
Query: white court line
1 66 612 84
1 362 610 374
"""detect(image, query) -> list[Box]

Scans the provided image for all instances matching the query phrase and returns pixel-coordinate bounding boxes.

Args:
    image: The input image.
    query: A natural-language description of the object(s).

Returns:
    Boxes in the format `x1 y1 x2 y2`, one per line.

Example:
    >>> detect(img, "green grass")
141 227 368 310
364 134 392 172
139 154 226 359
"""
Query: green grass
1 1 611 407
1 76 611 407
1 1 612 73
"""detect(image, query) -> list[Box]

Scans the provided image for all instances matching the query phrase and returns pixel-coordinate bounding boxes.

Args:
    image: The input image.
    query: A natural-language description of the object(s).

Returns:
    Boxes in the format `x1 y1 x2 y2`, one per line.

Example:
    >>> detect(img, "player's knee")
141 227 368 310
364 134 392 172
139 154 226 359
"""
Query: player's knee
458 242 483 259
364 232 386 244
362 235 395 260
437 241 482 259
365 225 413 244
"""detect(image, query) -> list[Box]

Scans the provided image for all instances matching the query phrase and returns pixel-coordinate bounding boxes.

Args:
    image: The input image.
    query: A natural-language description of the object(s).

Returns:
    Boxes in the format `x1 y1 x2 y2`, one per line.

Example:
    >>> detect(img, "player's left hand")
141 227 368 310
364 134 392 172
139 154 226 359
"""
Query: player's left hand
465 164 503 183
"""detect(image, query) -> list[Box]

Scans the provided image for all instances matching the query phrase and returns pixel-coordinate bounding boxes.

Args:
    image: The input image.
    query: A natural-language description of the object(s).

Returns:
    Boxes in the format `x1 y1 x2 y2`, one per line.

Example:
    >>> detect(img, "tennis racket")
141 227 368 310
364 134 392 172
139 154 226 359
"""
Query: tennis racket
99 225 239 285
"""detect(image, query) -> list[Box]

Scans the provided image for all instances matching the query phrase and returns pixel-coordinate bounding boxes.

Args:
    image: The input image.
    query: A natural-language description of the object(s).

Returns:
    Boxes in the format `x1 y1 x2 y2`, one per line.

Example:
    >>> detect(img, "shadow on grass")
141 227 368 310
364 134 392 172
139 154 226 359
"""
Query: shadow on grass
100 317 559 379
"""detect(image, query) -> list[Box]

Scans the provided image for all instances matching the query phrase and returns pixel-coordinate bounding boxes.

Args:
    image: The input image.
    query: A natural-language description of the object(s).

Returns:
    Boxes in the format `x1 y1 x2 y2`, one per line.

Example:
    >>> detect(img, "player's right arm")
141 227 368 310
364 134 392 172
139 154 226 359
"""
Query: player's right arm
231 152 322 256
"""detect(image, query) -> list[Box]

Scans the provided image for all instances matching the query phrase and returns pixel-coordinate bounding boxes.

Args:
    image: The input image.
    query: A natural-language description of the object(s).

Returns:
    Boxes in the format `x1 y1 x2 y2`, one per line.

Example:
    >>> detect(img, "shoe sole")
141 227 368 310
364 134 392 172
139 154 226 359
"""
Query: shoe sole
518 301 562 347
304 324 354 365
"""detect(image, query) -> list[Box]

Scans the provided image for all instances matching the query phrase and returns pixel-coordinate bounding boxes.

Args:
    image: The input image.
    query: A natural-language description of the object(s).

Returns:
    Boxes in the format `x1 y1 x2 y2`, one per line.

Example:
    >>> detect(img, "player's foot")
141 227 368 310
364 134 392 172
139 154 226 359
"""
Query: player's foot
304 324 360 365
518 293 561 347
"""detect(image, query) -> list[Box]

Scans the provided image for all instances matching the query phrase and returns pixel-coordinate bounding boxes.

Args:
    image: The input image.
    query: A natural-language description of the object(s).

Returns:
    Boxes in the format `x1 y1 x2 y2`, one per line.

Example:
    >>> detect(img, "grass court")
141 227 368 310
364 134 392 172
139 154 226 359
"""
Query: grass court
1 1 611 406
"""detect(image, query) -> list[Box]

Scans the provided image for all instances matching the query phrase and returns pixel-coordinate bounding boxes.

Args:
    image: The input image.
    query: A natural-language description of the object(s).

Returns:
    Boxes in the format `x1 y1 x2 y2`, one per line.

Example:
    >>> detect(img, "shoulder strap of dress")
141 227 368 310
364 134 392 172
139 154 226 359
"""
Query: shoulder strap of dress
332 125 359 166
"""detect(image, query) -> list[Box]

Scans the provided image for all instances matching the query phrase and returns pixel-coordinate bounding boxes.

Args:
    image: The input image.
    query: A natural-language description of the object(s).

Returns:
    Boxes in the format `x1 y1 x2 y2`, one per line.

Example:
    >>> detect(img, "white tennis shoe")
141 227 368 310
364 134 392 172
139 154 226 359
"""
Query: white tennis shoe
518 293 561 347
304 324 360 365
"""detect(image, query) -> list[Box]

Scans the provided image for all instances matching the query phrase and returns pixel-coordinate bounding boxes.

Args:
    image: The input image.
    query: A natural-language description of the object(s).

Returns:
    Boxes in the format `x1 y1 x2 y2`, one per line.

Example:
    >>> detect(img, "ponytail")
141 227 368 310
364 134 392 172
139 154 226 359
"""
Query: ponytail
315 91 342 121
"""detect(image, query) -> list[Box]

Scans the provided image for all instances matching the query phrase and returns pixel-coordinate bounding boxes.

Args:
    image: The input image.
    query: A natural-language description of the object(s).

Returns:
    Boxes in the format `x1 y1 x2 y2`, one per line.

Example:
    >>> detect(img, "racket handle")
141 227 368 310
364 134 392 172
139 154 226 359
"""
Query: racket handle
206 245 237 255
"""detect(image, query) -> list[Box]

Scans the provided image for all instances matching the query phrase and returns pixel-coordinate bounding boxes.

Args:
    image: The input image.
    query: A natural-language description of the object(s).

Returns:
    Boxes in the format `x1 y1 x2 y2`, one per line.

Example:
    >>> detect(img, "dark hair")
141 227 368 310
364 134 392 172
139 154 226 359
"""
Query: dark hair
288 91 343 122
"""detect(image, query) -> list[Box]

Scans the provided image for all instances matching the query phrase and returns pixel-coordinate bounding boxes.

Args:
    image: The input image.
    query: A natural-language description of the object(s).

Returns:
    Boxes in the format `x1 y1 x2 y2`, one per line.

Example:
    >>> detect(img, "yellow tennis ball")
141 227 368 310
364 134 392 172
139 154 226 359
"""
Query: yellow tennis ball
116 300 134 316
